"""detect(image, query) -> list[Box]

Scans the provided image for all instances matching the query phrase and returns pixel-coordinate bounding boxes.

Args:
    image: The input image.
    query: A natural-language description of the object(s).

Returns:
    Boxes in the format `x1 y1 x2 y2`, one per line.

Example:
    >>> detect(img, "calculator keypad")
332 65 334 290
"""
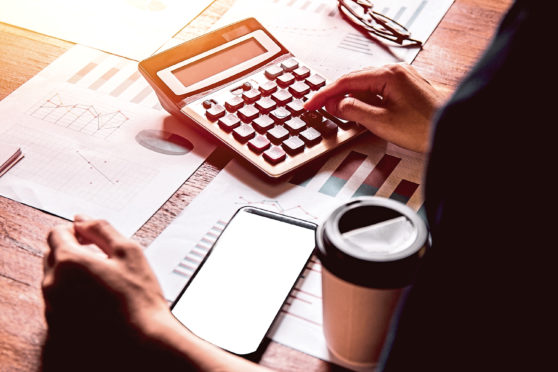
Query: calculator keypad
189 57 362 176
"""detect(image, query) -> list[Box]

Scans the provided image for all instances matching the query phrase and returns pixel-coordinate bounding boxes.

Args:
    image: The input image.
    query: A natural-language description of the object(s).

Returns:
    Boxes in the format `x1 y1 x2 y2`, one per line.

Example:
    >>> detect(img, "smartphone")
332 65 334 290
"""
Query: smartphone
171 206 317 355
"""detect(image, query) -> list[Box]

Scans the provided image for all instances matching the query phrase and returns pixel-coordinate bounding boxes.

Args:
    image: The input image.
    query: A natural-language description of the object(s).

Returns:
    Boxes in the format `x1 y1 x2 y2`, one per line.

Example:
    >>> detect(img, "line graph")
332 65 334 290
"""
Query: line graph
29 92 129 139
76 150 118 185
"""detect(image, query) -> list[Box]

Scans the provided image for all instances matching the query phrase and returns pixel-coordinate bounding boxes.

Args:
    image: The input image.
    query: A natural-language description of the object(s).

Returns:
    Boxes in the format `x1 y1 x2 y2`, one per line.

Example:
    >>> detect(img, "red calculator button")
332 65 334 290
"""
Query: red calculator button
289 81 310 98
263 146 287 164
248 135 271 154
284 117 306 134
259 80 278 96
237 105 260 122
225 96 244 112
242 89 261 103
293 66 311 80
205 104 226 121
232 124 256 143
270 107 292 123
267 125 289 144
282 136 305 155
306 74 326 90
281 58 299 72
277 73 295 87
300 127 323 146
218 114 241 132
286 100 305 116
271 89 293 106
252 115 275 133
255 97 277 114
265 65 283 80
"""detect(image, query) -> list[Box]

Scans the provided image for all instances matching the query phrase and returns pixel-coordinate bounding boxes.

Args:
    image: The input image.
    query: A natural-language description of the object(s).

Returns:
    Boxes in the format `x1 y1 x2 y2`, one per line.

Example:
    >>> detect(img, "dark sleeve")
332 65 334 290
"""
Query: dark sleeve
378 1 553 370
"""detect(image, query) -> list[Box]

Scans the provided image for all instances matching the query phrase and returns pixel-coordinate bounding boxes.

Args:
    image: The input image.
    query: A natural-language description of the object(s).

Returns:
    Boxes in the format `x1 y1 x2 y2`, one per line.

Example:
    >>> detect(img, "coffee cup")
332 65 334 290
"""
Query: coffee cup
316 197 428 369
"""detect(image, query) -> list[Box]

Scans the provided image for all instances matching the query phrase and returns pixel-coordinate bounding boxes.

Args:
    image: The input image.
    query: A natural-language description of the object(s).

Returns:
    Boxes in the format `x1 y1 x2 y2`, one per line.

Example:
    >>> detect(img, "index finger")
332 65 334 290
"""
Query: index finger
304 68 388 110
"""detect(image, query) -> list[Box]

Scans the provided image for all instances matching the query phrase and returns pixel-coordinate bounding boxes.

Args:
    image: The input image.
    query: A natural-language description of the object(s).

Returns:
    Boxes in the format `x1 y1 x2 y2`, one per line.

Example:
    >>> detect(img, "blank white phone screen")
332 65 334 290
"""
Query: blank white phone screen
171 208 316 355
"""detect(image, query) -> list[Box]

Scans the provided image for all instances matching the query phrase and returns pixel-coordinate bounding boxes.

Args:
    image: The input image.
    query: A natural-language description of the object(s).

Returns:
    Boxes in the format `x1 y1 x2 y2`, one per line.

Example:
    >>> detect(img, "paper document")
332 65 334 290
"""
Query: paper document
145 134 426 367
0 45 215 236
216 0 454 80
0 0 215 60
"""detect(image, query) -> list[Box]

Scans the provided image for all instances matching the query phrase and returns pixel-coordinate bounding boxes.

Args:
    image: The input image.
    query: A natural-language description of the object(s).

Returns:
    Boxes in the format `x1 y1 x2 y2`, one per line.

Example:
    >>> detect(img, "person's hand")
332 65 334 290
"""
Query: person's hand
305 63 444 153
42 216 271 372
43 215 169 333
42 216 181 371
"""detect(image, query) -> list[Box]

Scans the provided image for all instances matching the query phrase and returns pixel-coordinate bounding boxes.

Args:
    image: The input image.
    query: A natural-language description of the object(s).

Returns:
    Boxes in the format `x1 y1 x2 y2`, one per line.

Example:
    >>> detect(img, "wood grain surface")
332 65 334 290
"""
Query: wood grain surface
0 0 512 370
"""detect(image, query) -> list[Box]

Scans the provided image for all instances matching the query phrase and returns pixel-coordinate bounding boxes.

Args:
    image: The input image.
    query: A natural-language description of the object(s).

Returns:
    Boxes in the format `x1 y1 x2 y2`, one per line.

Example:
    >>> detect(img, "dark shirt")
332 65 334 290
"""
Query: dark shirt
379 1 552 370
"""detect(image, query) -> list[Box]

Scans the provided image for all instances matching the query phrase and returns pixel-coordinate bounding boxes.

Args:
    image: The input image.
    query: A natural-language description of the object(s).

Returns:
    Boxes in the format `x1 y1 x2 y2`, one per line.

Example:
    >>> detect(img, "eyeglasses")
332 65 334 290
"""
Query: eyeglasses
338 0 422 47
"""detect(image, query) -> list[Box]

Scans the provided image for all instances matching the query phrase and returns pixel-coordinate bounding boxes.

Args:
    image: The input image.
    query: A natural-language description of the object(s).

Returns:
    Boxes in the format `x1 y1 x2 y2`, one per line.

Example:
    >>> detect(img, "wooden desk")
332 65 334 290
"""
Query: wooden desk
0 0 511 370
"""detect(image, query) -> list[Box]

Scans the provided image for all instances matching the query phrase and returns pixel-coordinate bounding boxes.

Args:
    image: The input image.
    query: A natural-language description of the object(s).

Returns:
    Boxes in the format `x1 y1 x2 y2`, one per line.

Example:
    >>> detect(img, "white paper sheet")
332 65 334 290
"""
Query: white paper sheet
0 45 215 236
0 0 215 60
215 0 454 80
145 134 426 367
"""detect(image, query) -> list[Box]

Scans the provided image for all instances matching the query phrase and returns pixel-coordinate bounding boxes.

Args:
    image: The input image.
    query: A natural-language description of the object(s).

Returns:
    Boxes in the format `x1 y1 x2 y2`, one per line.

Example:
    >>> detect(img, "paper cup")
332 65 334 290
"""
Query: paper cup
316 197 428 368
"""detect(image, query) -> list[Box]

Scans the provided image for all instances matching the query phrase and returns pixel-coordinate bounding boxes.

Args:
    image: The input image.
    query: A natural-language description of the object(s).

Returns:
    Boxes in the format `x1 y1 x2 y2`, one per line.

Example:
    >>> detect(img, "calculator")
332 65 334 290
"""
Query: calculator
139 18 365 178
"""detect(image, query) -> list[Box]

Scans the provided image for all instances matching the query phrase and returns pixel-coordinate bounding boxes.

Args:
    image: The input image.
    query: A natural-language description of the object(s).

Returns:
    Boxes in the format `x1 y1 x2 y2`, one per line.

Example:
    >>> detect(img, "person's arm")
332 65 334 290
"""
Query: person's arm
42 216 271 372
304 63 443 153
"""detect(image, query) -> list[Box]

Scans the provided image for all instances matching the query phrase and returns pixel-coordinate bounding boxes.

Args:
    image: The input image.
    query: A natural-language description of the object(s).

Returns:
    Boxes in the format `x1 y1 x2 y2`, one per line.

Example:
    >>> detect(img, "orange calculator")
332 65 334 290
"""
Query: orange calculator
139 18 365 178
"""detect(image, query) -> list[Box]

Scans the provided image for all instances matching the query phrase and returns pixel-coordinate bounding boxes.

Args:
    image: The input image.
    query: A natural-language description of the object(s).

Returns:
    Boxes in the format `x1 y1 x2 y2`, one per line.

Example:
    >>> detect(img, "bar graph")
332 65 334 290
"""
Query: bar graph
389 179 419 204
352 154 401 197
319 151 367 197
65 47 161 110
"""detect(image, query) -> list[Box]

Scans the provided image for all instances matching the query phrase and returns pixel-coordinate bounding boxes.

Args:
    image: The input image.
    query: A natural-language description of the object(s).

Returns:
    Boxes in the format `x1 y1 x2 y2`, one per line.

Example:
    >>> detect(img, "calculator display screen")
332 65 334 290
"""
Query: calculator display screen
172 37 267 87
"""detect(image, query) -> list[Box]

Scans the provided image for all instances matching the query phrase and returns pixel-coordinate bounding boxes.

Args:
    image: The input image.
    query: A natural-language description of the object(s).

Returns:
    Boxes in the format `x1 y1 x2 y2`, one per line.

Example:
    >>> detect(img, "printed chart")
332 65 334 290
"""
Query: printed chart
62 46 163 110
30 93 129 139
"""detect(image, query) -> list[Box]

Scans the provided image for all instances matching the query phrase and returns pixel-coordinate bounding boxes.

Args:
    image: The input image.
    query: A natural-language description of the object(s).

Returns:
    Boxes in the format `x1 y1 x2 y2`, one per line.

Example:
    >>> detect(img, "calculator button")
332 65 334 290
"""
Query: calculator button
252 115 275 133
289 81 310 98
300 110 324 127
259 80 278 96
306 74 327 90
282 136 305 155
281 58 299 72
248 135 271 154
267 125 290 144
225 96 244 112
205 104 226 121
242 89 261 103
293 66 311 80
300 127 323 146
242 82 253 91
237 105 260 122
218 114 241 132
314 118 339 138
263 146 286 164
277 73 295 87
265 65 283 80
233 124 256 143
286 100 305 116
271 90 293 106
270 107 292 123
203 99 214 109
320 109 355 129
255 97 277 114
284 117 306 134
